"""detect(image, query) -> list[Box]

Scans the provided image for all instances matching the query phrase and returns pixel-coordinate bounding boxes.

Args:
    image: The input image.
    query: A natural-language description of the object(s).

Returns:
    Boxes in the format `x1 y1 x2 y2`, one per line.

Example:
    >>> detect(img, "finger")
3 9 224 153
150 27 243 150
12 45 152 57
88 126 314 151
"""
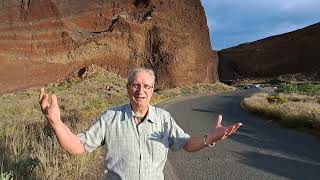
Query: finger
43 106 49 115
40 94 50 110
227 123 242 134
225 126 235 137
50 94 59 109
221 128 230 139
39 88 45 102
231 123 242 133
232 123 242 133
214 115 222 127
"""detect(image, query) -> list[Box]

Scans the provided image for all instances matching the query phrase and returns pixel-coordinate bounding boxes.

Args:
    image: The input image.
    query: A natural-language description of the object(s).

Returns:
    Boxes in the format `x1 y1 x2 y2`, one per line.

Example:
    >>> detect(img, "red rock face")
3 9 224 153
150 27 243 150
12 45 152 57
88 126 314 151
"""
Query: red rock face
0 0 218 93
218 23 320 82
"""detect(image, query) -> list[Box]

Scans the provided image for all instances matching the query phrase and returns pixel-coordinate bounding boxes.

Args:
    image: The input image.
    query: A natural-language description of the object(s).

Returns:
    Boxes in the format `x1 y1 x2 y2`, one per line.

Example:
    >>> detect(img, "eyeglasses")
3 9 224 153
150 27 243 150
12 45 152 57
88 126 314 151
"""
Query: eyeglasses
130 83 154 90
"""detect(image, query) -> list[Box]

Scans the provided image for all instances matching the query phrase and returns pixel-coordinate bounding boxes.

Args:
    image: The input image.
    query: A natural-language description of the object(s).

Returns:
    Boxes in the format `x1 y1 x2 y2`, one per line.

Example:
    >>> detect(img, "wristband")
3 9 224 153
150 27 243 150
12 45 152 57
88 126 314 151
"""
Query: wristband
203 134 215 147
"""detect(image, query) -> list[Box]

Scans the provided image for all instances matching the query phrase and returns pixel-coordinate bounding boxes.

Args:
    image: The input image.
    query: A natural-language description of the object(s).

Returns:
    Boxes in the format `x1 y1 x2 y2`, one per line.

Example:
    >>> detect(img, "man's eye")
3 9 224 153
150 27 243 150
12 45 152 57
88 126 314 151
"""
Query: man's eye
131 84 153 90
143 85 153 89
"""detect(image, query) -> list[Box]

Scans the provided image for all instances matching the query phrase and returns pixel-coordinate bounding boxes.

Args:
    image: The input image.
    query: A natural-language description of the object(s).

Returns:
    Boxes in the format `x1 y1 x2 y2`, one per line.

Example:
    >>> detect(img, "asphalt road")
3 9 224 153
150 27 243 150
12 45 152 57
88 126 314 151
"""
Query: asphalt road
161 88 320 180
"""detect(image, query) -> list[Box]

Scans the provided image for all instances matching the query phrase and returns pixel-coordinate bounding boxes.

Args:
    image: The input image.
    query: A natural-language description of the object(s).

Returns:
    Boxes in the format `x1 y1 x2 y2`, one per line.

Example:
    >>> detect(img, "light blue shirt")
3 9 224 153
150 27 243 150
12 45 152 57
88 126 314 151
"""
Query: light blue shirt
79 103 190 180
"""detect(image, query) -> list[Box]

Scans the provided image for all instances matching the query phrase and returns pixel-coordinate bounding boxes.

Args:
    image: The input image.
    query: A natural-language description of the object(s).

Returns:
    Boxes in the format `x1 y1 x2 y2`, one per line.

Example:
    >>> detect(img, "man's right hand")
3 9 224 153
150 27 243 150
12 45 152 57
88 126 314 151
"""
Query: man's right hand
39 88 61 127
38 88 85 155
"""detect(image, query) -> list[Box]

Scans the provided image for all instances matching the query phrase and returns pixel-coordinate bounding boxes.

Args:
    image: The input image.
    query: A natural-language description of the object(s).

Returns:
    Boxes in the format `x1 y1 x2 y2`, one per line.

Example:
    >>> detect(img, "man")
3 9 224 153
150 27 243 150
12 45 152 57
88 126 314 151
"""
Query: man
39 68 242 180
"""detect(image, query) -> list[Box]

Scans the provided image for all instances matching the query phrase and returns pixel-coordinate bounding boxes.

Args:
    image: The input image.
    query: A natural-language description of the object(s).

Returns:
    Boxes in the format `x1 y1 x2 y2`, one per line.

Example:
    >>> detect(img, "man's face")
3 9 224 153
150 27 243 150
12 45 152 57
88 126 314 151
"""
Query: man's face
127 71 154 110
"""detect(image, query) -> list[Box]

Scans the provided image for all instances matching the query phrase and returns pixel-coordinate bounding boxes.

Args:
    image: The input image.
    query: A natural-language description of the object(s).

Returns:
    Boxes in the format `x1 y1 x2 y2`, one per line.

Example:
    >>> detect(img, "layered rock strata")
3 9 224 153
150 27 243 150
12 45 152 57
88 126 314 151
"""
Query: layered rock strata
0 0 218 93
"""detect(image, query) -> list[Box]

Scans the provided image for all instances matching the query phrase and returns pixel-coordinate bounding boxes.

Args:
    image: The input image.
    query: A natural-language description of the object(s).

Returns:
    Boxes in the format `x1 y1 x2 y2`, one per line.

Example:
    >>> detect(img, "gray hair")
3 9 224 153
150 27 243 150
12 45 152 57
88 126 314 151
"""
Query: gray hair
127 68 155 85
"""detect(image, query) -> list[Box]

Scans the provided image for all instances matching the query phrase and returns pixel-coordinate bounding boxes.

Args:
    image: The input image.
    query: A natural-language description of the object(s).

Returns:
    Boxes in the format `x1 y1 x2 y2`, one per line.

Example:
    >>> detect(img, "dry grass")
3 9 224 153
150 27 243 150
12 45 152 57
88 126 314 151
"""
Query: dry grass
0 66 234 179
242 93 320 131
0 67 126 179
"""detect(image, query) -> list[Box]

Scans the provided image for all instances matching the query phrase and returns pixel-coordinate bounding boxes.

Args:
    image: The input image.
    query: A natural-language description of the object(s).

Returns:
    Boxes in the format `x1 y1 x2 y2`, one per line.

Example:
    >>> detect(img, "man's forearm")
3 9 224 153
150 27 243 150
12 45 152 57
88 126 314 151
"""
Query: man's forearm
183 137 207 152
183 132 219 152
51 120 85 155
183 115 242 153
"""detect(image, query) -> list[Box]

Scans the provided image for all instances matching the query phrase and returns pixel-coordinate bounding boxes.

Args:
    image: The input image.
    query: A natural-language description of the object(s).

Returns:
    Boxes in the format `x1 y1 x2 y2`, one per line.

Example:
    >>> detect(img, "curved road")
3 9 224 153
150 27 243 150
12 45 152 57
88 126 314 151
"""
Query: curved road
161 88 320 180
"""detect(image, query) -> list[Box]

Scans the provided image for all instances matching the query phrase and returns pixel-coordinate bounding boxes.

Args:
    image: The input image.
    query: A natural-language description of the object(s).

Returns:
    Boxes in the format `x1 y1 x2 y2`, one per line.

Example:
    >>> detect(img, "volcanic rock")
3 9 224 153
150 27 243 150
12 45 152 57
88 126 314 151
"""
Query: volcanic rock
0 0 218 93
218 23 320 82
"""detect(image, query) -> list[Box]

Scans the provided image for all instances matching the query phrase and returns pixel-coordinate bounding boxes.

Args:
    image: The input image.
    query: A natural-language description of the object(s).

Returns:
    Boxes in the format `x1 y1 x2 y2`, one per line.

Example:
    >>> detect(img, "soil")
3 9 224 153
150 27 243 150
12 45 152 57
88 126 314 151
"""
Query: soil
0 58 78 94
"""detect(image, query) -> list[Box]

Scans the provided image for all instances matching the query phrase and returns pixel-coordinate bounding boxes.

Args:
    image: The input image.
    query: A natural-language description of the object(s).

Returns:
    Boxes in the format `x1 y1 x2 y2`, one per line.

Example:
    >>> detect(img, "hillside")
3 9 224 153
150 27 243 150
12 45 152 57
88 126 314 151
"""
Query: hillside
0 0 218 93
218 23 320 83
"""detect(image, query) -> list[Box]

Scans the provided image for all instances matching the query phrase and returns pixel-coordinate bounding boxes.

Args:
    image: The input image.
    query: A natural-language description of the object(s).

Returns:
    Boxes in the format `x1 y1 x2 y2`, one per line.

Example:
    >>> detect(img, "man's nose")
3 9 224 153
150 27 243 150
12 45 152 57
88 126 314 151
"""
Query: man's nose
137 85 144 92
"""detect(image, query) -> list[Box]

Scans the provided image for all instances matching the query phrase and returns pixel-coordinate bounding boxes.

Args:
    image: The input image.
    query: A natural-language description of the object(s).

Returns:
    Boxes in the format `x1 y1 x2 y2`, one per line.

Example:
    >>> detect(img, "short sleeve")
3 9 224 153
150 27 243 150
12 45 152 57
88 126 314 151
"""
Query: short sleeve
78 112 109 152
168 117 190 151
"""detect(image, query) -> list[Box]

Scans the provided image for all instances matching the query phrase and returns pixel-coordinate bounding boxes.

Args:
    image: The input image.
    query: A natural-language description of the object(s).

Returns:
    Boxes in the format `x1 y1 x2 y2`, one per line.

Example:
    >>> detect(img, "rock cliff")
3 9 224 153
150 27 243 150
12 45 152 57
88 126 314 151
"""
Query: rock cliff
0 0 218 93
218 23 320 82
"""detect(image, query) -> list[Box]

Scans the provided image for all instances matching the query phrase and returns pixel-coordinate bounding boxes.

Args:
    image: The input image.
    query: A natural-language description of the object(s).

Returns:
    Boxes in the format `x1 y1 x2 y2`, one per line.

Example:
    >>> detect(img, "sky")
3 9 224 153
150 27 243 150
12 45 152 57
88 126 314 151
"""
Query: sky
201 0 320 50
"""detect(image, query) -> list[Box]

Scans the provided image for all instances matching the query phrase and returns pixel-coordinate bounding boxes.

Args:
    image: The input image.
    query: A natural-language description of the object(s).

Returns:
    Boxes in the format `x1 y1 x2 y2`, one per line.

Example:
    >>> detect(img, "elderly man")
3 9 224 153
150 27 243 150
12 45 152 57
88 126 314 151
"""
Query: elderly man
39 68 242 180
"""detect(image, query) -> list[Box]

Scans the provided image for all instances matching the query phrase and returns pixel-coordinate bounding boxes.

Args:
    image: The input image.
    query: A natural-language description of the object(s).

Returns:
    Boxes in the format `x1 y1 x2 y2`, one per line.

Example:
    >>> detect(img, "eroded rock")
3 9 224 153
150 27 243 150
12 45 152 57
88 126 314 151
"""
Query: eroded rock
0 0 218 92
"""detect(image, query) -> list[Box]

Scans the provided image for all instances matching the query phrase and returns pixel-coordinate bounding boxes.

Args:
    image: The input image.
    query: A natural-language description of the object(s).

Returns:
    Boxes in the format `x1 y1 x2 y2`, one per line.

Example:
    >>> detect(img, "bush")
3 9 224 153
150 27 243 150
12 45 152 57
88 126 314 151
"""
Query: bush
297 83 320 95
277 83 298 94
266 95 288 104
277 82 320 95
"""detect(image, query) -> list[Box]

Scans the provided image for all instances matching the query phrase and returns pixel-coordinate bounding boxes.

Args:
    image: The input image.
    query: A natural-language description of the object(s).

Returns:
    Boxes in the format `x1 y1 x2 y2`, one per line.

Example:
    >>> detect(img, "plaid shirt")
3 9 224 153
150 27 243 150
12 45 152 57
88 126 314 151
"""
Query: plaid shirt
79 104 190 180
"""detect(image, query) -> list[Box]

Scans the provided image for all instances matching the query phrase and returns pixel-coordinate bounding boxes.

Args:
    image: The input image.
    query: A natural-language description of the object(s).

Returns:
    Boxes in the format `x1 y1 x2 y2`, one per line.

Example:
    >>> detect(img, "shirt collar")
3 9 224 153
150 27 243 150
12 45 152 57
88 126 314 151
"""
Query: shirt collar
124 104 157 123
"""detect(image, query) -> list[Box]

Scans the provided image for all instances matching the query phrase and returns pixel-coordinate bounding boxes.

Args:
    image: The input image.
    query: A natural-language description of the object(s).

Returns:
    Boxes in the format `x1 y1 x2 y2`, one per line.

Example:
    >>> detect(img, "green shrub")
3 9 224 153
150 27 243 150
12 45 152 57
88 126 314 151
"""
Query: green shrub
277 82 320 95
298 83 320 95
266 95 288 104
276 83 298 94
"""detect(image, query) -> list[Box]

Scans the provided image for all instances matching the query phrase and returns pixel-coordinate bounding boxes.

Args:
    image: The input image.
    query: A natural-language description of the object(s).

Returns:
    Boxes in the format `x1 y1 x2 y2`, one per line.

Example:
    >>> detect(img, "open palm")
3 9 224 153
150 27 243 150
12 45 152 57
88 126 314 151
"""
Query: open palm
210 115 242 141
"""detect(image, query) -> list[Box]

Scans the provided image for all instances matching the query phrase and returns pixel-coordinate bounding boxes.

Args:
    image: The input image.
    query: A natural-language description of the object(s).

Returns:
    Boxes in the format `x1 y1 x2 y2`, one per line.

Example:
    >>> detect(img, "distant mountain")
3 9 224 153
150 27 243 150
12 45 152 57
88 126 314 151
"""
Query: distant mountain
218 23 320 82
0 0 217 93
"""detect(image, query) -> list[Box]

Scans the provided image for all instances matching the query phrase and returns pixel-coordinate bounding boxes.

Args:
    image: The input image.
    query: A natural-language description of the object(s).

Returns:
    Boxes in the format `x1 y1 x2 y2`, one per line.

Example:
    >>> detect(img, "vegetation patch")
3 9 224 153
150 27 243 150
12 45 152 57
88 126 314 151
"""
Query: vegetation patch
266 95 288 104
242 82 320 134
276 82 320 95
0 65 234 179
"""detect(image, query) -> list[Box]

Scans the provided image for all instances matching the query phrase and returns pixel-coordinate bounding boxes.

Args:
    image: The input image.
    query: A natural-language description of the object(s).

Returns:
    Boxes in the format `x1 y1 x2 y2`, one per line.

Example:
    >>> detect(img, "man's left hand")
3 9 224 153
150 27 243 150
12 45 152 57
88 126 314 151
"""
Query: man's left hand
207 115 242 143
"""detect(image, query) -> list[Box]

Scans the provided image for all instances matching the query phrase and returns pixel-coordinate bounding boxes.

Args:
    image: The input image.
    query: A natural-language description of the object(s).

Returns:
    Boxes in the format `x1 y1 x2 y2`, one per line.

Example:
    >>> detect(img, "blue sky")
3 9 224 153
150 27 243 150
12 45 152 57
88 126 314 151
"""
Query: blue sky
201 0 320 50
